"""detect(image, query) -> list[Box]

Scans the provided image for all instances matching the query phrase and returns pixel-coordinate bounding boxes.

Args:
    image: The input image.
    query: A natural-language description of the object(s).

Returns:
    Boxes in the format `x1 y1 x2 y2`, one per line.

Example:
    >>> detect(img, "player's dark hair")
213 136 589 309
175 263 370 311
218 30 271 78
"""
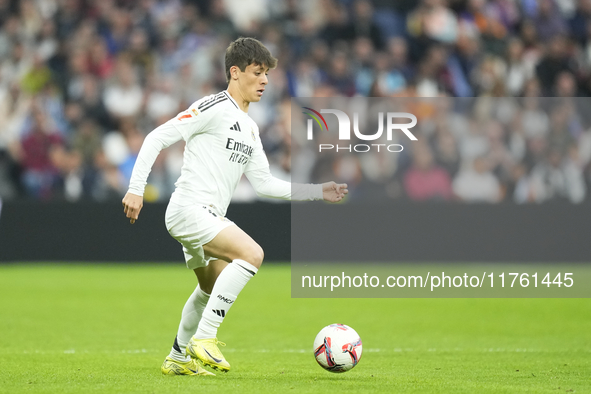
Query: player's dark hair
225 37 277 82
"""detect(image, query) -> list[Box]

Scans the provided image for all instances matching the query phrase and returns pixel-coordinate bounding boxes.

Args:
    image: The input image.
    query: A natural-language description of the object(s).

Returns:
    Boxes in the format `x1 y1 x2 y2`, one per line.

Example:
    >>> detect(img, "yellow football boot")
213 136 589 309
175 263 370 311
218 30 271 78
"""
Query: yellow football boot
161 356 215 376
186 337 231 372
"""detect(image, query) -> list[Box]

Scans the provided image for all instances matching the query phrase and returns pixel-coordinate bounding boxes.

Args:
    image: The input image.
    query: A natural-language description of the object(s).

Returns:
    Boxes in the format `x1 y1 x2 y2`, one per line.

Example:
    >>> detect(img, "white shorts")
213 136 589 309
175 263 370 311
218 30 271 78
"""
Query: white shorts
165 202 235 270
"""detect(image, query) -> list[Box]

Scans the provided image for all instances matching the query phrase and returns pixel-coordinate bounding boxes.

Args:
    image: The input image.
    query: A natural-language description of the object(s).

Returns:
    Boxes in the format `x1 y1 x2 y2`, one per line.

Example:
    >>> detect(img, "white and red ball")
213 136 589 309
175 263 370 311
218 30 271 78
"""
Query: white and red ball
313 324 362 373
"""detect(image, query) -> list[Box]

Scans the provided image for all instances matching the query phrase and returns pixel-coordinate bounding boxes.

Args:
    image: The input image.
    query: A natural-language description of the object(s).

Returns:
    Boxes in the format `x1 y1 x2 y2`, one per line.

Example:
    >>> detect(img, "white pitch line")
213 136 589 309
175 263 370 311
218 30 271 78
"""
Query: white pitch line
10 348 589 355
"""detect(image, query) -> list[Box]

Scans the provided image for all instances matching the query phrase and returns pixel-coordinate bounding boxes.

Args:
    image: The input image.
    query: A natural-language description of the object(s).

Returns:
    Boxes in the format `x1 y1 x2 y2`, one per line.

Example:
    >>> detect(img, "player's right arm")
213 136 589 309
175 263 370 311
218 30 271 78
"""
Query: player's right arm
123 98 217 223
122 121 183 223
123 108 206 223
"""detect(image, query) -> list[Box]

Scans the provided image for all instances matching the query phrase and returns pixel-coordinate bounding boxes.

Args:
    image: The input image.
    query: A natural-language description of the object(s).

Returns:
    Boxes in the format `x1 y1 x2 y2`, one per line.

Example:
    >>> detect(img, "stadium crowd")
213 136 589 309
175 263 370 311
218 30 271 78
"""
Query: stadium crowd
1 0 591 204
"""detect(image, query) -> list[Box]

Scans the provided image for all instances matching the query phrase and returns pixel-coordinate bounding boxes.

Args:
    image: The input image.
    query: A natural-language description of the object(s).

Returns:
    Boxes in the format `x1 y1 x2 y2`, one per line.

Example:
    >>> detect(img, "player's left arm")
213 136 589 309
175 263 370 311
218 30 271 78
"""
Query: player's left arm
320 181 349 203
244 146 347 202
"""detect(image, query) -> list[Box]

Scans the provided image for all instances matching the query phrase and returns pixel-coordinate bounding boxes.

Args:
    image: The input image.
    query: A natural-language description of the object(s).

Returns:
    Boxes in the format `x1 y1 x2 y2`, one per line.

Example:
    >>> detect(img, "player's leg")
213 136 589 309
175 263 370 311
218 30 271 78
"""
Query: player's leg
162 203 228 376
162 260 228 376
167 282 210 363
167 260 228 361
197 224 263 339
202 224 264 268
186 225 263 371
194 259 230 294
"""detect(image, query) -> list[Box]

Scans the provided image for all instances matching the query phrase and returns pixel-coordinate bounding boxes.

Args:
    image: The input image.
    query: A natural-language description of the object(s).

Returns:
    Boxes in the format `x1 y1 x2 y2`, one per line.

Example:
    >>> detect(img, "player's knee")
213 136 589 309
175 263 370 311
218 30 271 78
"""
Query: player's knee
255 246 264 267
241 243 264 268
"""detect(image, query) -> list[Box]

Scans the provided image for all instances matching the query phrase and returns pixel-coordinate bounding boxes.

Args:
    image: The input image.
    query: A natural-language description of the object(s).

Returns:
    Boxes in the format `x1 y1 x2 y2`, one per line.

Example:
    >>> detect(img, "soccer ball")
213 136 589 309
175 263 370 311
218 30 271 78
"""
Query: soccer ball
313 324 362 373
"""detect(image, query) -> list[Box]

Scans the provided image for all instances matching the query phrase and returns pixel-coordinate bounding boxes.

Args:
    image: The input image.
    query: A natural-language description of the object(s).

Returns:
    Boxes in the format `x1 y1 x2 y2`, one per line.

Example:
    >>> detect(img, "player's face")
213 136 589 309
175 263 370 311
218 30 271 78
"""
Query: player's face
239 63 269 102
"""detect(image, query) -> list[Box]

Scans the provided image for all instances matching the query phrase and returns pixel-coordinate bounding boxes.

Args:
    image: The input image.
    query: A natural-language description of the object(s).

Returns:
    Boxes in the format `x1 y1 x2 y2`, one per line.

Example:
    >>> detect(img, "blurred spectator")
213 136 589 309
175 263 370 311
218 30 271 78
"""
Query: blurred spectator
93 131 129 201
547 102 579 152
404 143 453 201
127 28 154 82
0 84 32 153
145 76 181 124
504 38 530 95
72 119 101 168
415 46 450 96
0 16 22 60
569 0 591 44
20 0 43 42
19 107 63 199
471 54 505 96
373 53 402 96
288 57 324 97
453 157 502 202
21 55 51 94
527 147 586 203
78 74 112 130
510 163 531 202
223 0 268 32
88 37 114 79
520 96 549 139
553 71 579 96
0 82 30 199
459 0 511 56
156 36 185 77
325 51 356 96
102 57 143 119
320 1 353 48
71 118 102 197
432 128 461 177
369 40 408 96
118 120 144 186
533 0 568 42
407 0 459 45
209 0 237 37
535 35 575 95
66 48 89 100
459 119 489 162
350 0 385 50
50 145 83 201
35 20 59 62
101 7 132 55
54 0 82 39
1 42 32 84
483 120 514 183
519 20 544 80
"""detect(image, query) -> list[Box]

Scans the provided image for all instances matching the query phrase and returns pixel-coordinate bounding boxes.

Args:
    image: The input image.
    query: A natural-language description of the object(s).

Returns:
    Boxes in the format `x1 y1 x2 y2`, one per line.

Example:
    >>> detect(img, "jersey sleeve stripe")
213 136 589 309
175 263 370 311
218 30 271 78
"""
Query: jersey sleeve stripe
198 97 224 110
199 97 228 112
197 93 226 110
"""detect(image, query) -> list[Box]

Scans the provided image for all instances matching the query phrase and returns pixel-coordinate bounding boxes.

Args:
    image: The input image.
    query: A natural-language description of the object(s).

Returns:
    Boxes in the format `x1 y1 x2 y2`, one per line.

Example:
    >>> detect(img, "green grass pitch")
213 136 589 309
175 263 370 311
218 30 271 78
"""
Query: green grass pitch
0 263 589 394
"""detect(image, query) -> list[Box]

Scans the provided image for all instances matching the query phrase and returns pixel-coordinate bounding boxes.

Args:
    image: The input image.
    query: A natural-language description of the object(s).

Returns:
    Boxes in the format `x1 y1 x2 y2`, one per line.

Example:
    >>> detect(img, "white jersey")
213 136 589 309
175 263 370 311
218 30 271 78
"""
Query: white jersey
128 90 322 215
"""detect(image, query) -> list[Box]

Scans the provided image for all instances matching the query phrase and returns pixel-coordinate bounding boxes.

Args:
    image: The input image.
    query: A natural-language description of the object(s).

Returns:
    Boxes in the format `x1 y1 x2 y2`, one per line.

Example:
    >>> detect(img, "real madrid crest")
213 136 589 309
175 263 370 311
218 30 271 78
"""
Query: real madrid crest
251 128 256 141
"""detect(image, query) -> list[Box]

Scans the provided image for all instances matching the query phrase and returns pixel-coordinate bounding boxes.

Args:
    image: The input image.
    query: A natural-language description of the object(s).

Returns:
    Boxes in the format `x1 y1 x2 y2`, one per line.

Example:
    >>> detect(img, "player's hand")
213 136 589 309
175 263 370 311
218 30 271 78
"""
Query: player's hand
322 181 348 203
122 192 143 224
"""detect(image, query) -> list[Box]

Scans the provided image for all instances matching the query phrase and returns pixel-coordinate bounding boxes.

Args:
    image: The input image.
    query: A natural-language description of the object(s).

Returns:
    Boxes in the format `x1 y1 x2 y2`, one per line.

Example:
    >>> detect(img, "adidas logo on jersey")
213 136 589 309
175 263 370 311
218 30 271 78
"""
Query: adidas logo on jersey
230 122 241 131
212 309 226 317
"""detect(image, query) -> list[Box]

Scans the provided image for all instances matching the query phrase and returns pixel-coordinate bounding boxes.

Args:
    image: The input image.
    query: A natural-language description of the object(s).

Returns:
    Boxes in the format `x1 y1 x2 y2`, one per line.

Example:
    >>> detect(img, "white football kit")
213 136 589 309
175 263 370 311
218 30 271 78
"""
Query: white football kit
128 90 322 269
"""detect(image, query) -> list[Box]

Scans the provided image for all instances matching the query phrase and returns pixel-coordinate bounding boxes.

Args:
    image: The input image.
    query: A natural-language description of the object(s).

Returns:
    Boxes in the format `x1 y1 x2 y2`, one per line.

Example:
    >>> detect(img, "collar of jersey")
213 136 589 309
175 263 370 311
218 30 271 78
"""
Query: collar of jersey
223 90 241 111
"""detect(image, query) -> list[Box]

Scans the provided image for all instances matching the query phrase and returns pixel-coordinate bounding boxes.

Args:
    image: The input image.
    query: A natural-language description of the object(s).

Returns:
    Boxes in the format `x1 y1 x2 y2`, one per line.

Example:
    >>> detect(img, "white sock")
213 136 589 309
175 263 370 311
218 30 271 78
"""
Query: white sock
195 259 258 339
168 284 210 362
